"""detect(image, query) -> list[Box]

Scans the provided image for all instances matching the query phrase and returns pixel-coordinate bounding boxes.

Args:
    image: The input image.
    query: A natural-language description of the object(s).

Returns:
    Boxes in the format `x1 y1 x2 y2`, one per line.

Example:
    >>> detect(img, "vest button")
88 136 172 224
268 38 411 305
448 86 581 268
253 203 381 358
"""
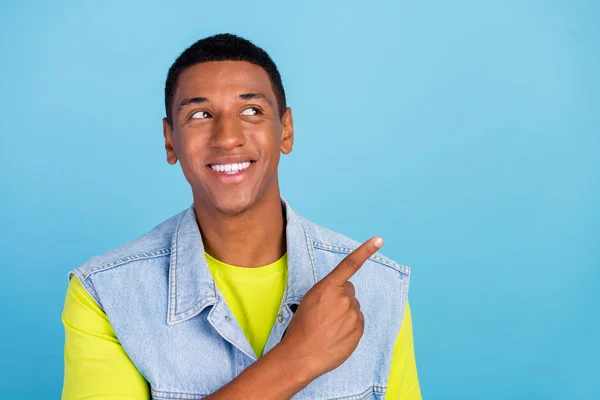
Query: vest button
225 315 232 322
277 314 284 323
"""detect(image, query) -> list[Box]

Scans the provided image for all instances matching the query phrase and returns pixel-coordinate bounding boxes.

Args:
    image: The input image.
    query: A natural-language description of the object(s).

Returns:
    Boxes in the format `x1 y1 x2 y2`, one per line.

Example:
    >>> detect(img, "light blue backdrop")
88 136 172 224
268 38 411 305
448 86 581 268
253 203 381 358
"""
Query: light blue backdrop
1 0 598 398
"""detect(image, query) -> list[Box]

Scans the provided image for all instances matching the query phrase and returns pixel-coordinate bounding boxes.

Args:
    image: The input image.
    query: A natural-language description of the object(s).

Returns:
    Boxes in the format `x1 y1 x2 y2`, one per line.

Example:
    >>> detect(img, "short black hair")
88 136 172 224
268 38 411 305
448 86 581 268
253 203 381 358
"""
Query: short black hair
164 33 287 123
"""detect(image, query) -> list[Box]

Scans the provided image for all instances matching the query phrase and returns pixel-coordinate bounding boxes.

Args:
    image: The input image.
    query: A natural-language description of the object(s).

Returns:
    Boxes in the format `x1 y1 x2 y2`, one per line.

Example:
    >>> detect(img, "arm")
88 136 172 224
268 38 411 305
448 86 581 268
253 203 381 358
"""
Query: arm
208 237 388 399
385 301 422 400
203 343 313 399
62 237 382 399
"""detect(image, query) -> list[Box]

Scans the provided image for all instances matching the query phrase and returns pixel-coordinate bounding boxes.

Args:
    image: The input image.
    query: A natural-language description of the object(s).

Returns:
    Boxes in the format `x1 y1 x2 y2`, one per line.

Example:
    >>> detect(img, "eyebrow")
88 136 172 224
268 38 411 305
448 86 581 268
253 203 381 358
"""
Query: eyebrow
238 92 274 109
177 96 209 116
176 92 275 118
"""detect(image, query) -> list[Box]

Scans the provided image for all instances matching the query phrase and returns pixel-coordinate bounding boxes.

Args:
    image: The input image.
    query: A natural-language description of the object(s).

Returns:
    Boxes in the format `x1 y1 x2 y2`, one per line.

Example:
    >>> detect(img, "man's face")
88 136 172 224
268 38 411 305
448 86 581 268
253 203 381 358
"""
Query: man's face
163 61 293 215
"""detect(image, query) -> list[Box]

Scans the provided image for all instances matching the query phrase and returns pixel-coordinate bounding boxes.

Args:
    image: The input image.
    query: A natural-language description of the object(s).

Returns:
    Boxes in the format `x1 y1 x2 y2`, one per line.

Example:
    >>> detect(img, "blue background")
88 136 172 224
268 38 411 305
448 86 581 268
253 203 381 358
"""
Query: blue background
1 1 598 398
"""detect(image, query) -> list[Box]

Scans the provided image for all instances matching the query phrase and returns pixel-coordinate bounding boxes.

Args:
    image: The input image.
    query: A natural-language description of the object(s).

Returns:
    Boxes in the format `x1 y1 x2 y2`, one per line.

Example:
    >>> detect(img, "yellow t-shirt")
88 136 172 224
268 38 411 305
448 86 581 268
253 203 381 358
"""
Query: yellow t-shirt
62 253 421 399
205 252 288 358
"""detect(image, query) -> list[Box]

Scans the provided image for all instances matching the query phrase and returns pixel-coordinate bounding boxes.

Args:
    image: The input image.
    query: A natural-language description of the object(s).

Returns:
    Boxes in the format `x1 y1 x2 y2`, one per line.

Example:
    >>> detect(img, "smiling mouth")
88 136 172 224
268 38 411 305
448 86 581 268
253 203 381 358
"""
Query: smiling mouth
207 160 256 175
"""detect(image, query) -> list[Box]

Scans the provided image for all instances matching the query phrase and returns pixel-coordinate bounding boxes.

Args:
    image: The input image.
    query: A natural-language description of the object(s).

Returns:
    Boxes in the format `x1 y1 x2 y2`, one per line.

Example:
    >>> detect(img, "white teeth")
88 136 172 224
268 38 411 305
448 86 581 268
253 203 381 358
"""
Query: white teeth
210 161 252 173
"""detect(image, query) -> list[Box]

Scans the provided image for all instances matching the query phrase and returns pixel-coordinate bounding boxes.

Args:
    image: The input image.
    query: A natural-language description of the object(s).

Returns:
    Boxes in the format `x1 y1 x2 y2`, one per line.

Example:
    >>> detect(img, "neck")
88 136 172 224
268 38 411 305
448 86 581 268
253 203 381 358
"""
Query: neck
192 189 286 268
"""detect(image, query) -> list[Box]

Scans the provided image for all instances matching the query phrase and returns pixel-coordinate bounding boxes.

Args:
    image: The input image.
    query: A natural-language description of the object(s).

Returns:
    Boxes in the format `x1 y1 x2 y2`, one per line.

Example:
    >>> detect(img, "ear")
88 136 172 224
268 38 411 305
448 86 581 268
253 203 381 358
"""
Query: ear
280 107 294 155
163 118 178 165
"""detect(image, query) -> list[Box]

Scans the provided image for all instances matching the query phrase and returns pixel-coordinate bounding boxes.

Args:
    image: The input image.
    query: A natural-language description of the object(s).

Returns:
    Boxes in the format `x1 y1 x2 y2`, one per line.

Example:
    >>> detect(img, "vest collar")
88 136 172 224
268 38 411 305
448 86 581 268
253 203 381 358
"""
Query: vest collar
167 197 318 325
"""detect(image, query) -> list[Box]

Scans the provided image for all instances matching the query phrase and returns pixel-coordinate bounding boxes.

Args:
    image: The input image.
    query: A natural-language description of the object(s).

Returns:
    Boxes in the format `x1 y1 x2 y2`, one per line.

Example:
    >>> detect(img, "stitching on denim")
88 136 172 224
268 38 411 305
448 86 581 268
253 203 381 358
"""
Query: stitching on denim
302 221 319 283
150 386 386 400
152 393 208 399
86 284 102 310
70 267 101 310
286 295 303 304
70 268 84 284
168 209 220 325
73 271 105 310
169 215 181 320
312 242 410 276
166 297 217 325
80 248 172 281
402 268 410 320
168 209 189 323
151 389 208 399
210 266 217 303
326 385 387 400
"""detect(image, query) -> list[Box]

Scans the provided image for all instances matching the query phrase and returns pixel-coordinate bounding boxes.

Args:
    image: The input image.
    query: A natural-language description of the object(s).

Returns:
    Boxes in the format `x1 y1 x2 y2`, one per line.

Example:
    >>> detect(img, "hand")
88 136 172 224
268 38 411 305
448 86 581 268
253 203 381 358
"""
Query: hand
279 236 384 380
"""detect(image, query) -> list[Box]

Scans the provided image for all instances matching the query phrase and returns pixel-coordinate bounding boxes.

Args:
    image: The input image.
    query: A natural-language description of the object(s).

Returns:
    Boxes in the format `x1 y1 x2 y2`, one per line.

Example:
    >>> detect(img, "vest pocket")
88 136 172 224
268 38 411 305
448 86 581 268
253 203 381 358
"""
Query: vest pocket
293 385 386 399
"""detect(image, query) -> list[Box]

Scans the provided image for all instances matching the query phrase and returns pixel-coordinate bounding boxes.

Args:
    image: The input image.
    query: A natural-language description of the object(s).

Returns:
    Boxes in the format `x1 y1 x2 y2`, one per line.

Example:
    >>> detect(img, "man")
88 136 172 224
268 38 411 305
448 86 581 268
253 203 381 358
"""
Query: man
62 33 421 399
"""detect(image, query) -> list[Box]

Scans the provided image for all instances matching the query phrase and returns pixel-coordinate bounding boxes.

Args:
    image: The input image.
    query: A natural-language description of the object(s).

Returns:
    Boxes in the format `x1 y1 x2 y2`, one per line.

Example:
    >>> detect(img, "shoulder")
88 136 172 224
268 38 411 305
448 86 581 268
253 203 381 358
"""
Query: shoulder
298 215 410 278
69 208 186 284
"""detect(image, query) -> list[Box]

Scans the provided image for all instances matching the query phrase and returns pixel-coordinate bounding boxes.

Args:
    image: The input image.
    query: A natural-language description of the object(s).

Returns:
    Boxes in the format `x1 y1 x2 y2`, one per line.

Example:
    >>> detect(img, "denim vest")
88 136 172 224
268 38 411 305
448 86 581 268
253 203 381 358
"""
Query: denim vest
69 198 410 400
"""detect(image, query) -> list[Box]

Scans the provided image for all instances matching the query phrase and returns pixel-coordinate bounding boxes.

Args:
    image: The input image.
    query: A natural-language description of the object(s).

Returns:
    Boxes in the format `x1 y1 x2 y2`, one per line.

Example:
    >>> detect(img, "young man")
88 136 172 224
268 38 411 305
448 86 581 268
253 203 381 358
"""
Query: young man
62 33 421 399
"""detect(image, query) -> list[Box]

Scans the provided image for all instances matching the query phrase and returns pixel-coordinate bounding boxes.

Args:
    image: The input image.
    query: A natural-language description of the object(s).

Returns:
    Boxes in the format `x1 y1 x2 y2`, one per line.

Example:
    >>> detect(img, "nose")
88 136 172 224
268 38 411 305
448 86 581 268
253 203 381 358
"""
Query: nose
210 114 247 150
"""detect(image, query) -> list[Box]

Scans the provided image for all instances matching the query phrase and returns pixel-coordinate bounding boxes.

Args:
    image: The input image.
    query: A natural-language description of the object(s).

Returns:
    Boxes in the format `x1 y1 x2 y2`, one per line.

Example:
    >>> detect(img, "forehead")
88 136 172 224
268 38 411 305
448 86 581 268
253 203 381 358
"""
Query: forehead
175 61 275 101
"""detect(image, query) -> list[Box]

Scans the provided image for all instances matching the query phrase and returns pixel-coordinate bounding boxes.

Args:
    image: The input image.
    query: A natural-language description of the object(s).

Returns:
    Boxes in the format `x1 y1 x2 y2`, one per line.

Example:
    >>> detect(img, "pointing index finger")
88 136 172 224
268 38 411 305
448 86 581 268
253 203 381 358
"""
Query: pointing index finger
323 236 384 286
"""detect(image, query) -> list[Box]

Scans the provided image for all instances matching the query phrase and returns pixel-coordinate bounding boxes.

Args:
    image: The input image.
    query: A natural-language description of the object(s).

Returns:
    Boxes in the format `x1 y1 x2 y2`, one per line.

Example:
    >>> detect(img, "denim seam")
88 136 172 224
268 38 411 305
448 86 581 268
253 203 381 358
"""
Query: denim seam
302 221 319 283
331 385 386 400
169 222 180 319
151 389 208 399
285 295 304 304
69 270 104 310
168 209 187 323
79 248 172 281
312 242 410 276
150 385 386 400
401 267 410 320
168 210 221 325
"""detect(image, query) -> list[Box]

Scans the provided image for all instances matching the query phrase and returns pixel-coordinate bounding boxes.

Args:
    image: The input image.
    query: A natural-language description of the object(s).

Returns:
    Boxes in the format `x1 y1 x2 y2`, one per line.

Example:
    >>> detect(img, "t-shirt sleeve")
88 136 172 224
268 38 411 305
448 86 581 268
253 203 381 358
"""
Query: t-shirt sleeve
61 276 150 400
385 300 423 400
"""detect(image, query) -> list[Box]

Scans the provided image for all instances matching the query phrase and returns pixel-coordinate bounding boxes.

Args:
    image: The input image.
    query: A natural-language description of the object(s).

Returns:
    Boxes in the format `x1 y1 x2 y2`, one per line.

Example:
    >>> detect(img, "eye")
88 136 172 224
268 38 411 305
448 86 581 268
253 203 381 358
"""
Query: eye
240 107 262 116
191 110 212 119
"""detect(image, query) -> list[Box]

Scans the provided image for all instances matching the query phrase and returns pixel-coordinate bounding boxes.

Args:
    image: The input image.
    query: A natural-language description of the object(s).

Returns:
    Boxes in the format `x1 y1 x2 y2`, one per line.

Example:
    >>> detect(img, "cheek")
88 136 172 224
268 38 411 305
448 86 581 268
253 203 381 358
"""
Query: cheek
251 121 281 152
176 130 209 169
258 136 282 175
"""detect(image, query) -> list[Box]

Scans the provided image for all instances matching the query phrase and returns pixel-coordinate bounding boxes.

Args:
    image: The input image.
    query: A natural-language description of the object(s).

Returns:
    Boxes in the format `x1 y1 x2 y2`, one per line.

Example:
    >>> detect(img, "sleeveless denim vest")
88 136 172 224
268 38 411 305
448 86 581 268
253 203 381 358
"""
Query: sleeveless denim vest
69 198 410 399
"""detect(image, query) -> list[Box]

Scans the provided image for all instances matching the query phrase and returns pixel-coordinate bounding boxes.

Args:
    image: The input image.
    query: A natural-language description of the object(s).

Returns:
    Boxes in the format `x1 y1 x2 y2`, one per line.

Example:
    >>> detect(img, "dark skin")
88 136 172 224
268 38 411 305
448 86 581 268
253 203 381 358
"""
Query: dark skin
163 61 292 268
163 60 383 399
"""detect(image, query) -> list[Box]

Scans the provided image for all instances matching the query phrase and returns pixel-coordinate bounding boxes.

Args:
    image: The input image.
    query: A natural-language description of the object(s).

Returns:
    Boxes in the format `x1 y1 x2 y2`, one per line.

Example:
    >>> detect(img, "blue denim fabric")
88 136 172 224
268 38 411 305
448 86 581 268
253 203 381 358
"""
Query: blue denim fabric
69 198 410 399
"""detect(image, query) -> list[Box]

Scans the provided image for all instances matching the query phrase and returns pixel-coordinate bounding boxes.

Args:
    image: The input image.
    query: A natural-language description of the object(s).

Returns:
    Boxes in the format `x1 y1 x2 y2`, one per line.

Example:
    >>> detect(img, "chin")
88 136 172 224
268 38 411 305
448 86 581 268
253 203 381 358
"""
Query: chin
211 195 255 216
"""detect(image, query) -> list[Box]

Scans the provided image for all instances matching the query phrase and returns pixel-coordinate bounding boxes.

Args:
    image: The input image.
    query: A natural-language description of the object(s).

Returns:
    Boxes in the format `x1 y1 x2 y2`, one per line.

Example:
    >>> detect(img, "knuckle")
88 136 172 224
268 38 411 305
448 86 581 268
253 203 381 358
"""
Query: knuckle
322 285 336 296
343 284 355 297
344 257 359 273
341 295 352 308
350 309 363 327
